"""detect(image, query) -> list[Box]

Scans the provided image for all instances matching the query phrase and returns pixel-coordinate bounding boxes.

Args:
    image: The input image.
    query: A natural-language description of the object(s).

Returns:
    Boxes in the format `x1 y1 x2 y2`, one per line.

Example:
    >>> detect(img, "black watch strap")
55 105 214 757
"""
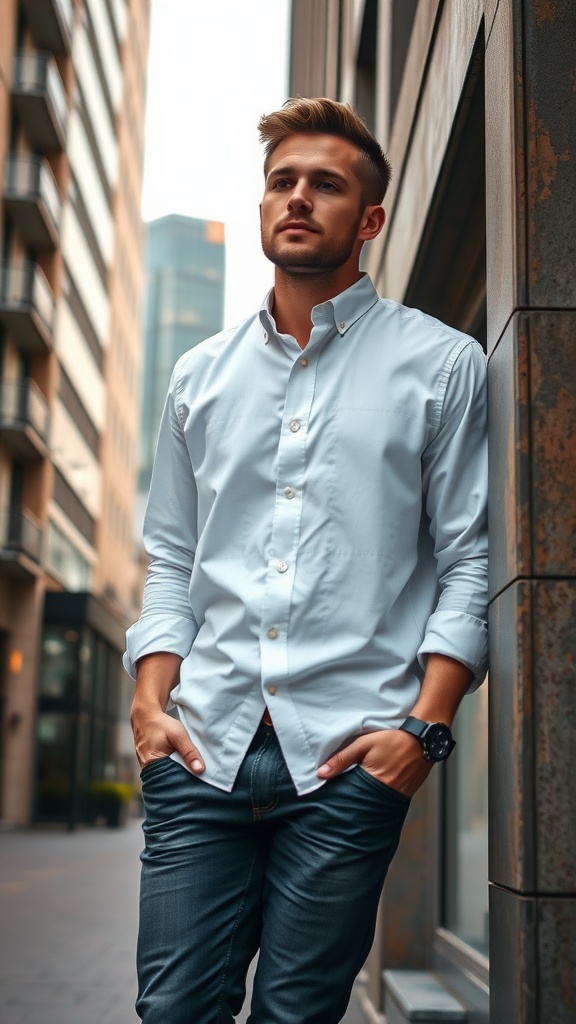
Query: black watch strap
400 716 429 740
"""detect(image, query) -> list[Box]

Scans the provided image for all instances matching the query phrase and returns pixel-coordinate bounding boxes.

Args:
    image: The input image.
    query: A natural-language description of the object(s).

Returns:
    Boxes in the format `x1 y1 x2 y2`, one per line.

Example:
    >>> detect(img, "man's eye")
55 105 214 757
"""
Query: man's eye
318 181 337 191
273 179 291 189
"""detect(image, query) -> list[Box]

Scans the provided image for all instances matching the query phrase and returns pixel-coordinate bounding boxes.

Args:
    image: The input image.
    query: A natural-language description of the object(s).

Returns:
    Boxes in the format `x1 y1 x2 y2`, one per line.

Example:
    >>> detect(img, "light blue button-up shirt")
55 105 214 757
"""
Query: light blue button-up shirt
125 274 488 795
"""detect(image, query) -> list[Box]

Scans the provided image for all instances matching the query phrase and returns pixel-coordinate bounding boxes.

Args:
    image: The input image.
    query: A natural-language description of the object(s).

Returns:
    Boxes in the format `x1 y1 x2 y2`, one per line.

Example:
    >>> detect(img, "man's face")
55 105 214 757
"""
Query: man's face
260 133 370 277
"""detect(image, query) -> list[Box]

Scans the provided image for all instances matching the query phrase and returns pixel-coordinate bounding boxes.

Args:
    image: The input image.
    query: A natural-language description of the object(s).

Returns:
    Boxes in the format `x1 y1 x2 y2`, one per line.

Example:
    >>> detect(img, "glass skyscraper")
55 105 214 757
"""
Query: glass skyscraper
139 214 225 496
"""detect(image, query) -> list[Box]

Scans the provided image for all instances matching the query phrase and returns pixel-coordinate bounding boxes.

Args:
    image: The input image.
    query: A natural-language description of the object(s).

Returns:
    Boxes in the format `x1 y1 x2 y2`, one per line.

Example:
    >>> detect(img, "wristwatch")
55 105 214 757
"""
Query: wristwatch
399 716 456 762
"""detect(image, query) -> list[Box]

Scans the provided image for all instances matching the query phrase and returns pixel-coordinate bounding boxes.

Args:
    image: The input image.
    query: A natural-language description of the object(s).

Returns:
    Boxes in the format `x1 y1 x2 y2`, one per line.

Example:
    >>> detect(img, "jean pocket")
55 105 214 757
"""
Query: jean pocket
140 755 174 780
354 764 411 804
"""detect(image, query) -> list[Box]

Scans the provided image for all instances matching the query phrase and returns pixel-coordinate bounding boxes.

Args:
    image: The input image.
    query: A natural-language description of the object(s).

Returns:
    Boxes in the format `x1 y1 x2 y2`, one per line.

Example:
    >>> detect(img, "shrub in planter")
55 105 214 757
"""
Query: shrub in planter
88 781 135 828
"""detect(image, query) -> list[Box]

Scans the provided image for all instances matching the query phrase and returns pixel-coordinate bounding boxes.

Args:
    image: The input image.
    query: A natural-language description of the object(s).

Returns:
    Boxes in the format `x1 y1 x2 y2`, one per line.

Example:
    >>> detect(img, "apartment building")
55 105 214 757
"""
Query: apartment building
0 0 149 826
290 2 576 1022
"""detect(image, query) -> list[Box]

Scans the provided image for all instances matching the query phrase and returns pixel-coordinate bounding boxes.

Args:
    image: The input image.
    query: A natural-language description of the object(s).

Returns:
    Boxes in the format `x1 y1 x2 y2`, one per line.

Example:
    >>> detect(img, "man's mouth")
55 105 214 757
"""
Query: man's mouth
277 221 319 234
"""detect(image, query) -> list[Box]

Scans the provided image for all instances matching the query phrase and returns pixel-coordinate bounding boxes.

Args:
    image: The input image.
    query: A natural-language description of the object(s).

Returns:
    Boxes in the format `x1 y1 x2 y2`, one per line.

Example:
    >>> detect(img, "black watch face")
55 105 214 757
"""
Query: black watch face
424 724 453 760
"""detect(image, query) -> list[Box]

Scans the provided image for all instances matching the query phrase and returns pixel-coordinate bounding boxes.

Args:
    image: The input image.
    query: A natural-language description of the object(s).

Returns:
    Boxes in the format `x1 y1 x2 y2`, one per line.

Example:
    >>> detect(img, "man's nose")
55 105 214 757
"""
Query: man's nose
287 181 313 212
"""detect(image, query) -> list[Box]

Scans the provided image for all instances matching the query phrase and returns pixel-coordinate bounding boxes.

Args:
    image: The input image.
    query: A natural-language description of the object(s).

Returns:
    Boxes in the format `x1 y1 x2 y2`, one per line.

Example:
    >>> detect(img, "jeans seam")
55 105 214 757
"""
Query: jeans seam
249 729 273 821
215 840 262 1023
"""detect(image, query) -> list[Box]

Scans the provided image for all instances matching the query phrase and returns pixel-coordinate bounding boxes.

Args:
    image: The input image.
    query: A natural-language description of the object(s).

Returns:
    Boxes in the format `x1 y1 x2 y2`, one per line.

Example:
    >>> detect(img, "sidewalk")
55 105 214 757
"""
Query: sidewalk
0 820 367 1024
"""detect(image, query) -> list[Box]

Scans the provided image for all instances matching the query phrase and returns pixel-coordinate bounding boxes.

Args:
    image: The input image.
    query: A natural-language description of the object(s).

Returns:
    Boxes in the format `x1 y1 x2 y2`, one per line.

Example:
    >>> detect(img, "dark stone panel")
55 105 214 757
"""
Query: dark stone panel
487 315 531 600
488 582 535 892
529 311 576 577
533 581 576 894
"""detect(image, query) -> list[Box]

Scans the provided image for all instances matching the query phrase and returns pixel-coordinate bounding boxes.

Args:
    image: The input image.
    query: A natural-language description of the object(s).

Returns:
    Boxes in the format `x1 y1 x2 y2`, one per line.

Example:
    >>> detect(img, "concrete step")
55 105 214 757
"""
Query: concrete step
383 970 467 1023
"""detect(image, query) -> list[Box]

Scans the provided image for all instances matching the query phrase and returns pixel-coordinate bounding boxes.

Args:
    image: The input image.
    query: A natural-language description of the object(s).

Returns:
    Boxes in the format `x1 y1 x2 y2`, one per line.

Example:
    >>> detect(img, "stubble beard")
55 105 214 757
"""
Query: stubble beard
261 220 361 277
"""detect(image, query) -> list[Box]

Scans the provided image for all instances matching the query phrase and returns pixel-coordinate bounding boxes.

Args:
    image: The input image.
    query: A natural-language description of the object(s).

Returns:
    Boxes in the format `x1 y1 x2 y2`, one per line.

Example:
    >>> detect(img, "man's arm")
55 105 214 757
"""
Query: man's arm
319 340 488 796
125 363 203 769
130 652 205 772
124 371 200 681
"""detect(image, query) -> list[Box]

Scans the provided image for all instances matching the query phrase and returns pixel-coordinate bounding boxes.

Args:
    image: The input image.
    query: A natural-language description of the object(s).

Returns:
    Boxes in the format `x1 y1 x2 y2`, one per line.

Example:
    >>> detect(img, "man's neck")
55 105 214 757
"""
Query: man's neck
271 268 363 350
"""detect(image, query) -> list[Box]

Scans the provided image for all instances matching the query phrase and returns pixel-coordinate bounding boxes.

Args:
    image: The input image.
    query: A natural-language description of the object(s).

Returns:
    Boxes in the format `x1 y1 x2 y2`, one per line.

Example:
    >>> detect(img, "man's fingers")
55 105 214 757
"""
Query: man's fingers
166 719 205 773
317 738 367 778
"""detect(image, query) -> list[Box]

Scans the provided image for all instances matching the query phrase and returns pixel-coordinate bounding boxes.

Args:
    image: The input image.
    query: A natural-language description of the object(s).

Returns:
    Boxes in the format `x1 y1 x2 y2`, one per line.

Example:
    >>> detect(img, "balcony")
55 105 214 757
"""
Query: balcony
0 380 49 459
4 156 62 248
0 261 55 353
0 507 43 577
21 0 74 54
12 51 69 151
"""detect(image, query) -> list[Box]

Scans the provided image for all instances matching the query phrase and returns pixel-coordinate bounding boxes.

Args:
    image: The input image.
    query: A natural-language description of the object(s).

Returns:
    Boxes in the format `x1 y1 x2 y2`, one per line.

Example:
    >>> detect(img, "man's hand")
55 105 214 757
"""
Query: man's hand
130 651 205 774
130 704 205 774
317 728 432 798
317 653 473 796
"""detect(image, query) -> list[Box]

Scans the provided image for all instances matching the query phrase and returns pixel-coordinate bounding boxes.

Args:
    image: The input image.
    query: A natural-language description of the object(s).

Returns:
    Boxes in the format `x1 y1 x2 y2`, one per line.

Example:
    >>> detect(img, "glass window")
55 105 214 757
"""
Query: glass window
40 627 80 699
46 522 92 591
443 683 489 956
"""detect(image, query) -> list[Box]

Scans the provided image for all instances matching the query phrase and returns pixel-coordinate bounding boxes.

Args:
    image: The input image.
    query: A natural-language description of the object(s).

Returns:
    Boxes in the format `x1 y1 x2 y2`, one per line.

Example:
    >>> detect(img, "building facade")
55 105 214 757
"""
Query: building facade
290 2 575 1022
138 214 225 502
0 0 149 826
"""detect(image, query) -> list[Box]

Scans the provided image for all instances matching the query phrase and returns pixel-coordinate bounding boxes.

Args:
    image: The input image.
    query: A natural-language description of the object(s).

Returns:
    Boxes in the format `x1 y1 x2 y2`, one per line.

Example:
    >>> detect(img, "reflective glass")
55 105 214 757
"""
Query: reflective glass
444 682 489 956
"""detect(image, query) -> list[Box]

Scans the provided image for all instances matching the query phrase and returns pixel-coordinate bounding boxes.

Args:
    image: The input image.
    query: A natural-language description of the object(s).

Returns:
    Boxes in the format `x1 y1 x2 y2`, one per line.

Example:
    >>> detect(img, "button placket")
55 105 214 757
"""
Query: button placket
259 338 320 697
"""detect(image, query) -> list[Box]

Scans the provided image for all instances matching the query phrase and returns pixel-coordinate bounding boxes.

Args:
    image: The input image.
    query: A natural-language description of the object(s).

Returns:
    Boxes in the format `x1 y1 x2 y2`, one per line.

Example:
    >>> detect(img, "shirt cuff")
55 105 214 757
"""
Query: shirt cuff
417 609 488 691
123 614 198 680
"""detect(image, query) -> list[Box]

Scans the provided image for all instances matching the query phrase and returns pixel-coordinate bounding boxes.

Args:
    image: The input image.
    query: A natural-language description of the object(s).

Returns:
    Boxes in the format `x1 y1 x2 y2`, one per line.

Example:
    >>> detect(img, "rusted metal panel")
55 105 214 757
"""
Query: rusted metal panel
490 886 576 1023
488 582 535 892
524 0 576 309
487 315 531 599
488 310 576 596
489 578 576 895
489 886 537 1024
529 311 576 576
485 0 576 350
533 580 576 894
538 897 576 1021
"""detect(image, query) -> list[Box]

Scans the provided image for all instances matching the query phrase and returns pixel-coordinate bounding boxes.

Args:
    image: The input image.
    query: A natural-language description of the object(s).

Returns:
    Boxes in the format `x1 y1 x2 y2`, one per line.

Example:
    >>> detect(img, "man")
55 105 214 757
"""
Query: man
126 98 488 1024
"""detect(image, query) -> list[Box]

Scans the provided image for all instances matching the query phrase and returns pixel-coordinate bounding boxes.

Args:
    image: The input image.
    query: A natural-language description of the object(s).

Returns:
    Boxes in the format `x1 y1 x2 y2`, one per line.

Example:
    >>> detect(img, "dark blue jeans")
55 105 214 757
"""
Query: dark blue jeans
137 722 409 1024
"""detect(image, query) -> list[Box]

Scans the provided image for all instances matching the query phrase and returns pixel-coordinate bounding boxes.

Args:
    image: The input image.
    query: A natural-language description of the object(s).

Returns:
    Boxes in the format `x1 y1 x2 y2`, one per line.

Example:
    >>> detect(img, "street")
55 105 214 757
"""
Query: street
0 819 367 1024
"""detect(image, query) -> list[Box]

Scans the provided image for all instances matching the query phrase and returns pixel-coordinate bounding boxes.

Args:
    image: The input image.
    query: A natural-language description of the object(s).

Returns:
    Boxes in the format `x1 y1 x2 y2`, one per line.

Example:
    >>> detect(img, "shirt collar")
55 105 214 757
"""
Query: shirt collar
258 273 379 344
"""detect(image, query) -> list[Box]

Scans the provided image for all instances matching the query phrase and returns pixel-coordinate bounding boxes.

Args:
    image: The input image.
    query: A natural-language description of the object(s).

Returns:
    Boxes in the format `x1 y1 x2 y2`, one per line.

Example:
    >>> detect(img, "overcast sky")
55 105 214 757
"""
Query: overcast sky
141 0 291 326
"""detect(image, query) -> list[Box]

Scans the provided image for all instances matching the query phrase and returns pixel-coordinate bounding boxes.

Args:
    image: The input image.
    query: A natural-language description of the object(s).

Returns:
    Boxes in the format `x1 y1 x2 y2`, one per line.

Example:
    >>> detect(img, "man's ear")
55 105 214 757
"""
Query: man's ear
359 205 385 242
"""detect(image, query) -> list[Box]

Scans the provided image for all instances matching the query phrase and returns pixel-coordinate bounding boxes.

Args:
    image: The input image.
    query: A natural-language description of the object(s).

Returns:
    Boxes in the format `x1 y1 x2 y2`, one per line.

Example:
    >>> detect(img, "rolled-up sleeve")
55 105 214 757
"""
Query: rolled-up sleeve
418 340 488 689
123 366 199 679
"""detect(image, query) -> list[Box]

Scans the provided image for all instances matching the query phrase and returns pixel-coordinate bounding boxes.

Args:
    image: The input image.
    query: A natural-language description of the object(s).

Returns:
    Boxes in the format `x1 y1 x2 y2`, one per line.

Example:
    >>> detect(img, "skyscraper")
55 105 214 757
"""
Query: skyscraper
138 214 225 499
0 0 150 825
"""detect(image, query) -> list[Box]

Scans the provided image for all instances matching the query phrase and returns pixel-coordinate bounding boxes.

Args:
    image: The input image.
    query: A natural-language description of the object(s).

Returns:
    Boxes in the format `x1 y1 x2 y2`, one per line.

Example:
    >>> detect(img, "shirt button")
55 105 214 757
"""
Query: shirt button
284 487 296 499
267 627 278 640
300 358 308 367
268 686 277 696
276 560 288 573
339 320 346 330
289 420 301 433
263 330 268 342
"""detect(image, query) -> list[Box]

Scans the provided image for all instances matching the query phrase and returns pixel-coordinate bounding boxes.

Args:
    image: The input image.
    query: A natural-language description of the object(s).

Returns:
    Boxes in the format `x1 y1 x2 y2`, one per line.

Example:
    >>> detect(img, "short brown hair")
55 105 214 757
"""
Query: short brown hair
258 97 392 205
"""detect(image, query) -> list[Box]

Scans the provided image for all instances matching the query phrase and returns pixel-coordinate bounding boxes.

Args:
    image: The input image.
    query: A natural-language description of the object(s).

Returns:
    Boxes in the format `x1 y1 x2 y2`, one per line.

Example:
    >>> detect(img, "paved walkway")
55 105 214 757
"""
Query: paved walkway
0 819 367 1023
